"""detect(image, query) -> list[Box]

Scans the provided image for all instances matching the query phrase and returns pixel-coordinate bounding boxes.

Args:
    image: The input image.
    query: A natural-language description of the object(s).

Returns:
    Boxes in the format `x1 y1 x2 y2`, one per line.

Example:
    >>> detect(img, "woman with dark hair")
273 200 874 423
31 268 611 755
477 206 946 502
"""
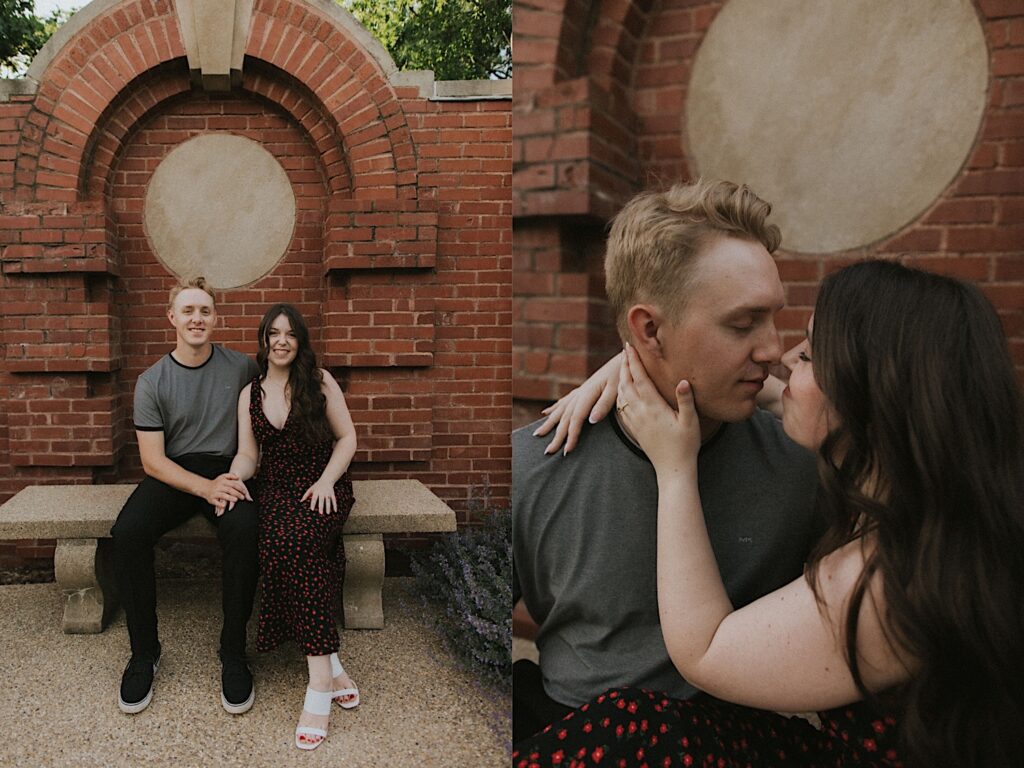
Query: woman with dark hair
227 303 358 750
514 260 1024 767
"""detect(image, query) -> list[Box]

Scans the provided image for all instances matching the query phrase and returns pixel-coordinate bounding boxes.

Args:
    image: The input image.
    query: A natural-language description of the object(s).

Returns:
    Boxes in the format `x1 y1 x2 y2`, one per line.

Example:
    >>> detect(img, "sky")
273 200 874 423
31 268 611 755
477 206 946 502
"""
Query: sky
35 0 83 17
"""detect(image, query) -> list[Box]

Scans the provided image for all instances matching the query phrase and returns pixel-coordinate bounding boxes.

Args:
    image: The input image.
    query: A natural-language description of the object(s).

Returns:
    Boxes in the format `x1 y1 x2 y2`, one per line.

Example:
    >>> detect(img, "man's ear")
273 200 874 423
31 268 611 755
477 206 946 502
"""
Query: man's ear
626 304 665 357
166 308 176 326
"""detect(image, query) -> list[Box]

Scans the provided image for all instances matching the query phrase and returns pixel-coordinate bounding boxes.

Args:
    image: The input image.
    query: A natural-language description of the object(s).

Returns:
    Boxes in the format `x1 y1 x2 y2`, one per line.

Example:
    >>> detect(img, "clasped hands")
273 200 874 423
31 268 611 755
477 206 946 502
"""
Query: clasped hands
209 474 338 516
209 473 252 516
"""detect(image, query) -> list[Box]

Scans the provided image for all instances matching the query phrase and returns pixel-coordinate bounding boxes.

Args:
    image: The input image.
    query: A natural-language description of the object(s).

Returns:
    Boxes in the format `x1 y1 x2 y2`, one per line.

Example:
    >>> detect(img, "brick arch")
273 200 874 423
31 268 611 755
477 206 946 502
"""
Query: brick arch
517 0 654 92
515 0 583 91
81 60 354 200
18 0 414 205
241 59 354 196
244 0 415 198
586 0 655 95
14 0 186 202
82 63 192 199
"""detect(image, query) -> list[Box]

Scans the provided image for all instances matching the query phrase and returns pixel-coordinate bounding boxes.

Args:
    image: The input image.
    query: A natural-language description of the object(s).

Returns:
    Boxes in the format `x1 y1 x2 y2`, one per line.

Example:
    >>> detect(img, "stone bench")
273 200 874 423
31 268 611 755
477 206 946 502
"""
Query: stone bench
0 480 456 634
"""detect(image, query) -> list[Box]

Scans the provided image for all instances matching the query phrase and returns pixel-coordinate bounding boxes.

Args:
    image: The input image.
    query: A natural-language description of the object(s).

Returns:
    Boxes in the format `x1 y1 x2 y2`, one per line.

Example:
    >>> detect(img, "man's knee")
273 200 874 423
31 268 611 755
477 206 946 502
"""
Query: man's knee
216 501 258 546
110 482 165 545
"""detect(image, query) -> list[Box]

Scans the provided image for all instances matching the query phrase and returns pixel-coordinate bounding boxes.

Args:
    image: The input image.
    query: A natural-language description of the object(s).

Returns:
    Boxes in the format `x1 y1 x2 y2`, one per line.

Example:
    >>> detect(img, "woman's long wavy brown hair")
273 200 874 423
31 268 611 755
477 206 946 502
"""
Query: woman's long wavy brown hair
805 260 1024 767
256 304 332 445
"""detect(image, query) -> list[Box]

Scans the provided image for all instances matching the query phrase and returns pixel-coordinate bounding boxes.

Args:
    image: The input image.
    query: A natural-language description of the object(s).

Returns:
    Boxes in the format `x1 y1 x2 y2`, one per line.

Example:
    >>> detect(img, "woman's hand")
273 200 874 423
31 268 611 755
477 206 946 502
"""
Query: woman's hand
301 477 337 515
533 351 623 455
617 344 701 472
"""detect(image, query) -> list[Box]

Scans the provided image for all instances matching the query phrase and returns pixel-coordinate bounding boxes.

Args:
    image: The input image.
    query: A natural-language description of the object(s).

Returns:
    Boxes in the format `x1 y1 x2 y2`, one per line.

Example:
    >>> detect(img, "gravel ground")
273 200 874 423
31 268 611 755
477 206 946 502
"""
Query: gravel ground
0 577 510 766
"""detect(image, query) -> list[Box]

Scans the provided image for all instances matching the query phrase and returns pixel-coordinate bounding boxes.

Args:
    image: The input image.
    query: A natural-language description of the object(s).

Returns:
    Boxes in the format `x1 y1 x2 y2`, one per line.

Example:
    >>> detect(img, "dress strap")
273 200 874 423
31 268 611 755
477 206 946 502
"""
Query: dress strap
248 376 266 424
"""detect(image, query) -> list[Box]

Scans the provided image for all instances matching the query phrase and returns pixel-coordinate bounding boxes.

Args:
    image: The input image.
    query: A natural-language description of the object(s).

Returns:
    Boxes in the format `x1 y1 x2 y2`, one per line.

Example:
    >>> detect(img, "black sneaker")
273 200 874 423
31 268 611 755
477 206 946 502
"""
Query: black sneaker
118 648 160 714
219 650 254 714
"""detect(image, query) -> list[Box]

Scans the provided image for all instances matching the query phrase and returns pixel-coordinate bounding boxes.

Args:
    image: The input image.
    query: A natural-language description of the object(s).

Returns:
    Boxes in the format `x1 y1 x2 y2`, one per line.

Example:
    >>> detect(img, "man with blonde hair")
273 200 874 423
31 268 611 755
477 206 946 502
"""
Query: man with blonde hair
512 179 821 740
111 276 260 715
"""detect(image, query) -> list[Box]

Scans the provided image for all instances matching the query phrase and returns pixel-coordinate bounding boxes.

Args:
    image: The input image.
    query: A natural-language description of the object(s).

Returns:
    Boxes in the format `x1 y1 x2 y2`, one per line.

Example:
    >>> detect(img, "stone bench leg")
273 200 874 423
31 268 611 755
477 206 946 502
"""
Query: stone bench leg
342 533 384 629
54 538 118 634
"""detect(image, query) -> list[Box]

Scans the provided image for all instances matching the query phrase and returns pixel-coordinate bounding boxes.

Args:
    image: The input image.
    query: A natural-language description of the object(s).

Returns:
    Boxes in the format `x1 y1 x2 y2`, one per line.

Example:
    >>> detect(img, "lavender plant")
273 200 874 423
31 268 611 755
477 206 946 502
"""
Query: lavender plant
411 509 512 690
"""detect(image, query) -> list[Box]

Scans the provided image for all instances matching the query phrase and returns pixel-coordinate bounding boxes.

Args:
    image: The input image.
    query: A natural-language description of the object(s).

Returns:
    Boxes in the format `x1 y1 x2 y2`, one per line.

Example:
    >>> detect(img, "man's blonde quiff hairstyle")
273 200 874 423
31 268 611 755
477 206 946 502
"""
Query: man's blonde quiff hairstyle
605 178 781 339
168 276 217 310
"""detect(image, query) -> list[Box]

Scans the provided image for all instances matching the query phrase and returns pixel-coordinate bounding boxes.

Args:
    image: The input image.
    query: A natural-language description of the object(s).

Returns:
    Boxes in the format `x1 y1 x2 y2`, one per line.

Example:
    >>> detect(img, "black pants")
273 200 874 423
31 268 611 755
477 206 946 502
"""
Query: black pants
513 659 575 743
110 455 259 658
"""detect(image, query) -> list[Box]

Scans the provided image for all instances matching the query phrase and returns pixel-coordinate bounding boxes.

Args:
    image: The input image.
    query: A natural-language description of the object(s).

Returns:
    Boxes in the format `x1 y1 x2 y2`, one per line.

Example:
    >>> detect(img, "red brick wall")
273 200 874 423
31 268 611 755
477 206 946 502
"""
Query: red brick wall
0 0 511 567
513 0 1024 416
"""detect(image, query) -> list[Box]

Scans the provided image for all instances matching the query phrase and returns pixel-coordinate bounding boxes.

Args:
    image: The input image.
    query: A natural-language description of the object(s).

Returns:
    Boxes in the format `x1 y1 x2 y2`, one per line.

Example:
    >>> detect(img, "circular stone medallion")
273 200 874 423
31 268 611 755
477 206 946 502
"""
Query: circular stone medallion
144 134 296 288
686 0 987 253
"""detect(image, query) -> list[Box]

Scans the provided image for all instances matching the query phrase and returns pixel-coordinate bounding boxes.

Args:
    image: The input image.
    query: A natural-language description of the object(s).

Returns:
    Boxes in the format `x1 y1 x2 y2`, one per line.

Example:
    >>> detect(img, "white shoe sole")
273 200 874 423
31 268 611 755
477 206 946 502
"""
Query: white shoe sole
118 689 153 714
118 658 159 714
222 688 254 715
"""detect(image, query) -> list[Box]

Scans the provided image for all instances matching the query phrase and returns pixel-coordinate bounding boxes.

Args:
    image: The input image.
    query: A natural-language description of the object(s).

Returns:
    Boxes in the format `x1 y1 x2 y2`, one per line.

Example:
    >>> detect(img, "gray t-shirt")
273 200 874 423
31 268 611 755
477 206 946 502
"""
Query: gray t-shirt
512 409 822 707
133 344 259 459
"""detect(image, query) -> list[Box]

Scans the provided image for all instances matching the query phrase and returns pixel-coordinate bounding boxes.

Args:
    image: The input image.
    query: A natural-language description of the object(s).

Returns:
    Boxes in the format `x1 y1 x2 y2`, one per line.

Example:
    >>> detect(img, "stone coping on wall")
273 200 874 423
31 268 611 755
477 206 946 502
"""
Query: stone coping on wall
0 79 38 101
392 71 512 100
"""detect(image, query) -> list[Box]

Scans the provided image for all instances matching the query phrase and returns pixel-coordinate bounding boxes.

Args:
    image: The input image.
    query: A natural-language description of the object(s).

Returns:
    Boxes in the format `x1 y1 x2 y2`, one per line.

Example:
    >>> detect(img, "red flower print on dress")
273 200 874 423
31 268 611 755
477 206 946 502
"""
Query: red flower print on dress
552 749 564 765
591 746 604 763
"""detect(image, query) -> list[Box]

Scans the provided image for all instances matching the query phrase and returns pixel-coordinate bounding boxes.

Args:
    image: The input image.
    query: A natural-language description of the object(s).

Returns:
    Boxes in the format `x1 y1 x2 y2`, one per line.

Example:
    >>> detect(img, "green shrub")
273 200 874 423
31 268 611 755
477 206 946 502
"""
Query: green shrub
411 509 511 690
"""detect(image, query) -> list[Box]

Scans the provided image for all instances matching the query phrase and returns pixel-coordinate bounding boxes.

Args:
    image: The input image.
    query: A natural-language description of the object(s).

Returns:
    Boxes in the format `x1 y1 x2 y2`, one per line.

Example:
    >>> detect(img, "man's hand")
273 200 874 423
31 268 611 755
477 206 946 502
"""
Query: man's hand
205 473 251 515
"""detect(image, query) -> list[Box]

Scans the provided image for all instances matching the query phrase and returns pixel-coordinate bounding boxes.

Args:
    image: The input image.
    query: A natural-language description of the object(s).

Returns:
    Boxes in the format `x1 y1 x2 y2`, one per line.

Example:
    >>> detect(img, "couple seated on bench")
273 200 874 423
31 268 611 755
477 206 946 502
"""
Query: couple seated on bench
111 277 356 750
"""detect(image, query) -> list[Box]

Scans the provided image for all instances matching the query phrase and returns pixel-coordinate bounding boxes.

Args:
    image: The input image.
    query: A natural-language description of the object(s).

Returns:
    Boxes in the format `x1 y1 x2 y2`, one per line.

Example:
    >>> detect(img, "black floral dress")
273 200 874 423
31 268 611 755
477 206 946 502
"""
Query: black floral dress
512 687 902 768
249 377 355 657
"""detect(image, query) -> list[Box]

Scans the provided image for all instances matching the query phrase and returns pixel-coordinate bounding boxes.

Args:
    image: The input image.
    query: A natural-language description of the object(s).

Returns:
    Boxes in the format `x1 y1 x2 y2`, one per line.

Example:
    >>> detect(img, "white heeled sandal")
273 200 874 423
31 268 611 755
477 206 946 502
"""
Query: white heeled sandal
330 652 360 709
295 687 332 750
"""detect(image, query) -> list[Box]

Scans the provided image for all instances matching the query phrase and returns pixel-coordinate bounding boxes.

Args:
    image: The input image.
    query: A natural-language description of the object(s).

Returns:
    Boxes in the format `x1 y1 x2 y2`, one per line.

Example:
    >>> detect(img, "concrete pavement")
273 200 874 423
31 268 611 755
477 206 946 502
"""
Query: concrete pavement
0 577 509 767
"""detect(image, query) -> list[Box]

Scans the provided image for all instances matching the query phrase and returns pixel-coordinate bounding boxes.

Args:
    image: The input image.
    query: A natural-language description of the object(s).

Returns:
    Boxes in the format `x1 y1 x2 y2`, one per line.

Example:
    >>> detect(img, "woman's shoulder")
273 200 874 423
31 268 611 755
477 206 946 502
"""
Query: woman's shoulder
318 368 342 392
